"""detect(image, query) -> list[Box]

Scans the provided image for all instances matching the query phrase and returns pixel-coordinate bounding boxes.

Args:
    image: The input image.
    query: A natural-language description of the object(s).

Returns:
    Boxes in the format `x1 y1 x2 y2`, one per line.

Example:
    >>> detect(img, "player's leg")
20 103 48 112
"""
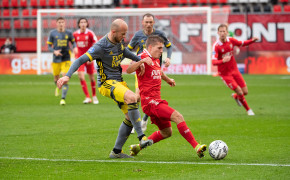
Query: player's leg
59 61 71 105
52 62 61 97
87 62 98 104
78 64 91 104
234 73 254 115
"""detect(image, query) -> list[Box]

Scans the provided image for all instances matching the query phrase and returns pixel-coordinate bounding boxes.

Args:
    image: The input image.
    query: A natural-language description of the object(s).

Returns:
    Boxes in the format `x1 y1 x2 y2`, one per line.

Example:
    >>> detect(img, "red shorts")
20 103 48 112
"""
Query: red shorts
142 99 175 130
77 61 95 74
220 71 246 90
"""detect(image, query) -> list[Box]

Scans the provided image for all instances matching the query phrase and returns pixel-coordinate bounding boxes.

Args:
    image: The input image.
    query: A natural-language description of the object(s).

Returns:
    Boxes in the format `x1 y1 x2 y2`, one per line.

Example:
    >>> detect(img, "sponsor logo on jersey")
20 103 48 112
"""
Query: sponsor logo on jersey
151 69 161 79
65 35 68 39
88 47 95 53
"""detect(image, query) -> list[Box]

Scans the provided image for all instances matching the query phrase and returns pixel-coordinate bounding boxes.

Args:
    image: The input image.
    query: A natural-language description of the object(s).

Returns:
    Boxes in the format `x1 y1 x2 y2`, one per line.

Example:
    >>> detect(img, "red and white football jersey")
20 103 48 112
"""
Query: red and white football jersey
136 49 162 102
212 37 254 75
73 29 98 58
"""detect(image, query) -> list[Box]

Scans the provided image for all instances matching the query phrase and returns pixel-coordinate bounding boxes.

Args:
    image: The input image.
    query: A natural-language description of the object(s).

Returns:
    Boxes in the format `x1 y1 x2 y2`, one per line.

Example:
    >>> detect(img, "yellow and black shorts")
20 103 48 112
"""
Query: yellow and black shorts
98 80 129 114
52 61 71 76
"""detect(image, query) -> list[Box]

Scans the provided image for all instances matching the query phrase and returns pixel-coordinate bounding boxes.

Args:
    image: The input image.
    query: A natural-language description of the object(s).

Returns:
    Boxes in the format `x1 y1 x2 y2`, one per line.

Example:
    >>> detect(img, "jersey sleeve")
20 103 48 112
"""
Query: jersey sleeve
127 34 137 50
159 31 171 48
212 44 223 65
47 31 53 45
124 47 141 62
84 44 103 61
230 37 254 47
90 31 98 43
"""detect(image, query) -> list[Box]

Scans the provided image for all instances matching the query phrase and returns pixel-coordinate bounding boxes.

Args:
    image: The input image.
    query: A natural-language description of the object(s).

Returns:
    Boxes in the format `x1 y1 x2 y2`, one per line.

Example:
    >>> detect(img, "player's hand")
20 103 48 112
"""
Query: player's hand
252 37 259 42
164 58 171 67
57 76 70 89
73 47 78 55
223 55 231 63
54 50 62 56
167 78 176 87
138 63 145 76
141 57 153 66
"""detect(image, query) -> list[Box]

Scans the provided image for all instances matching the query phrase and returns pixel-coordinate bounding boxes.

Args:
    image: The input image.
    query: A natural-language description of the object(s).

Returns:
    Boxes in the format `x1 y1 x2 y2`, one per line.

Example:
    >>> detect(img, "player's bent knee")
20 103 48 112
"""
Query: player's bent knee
124 90 137 104
171 111 184 124
160 128 172 138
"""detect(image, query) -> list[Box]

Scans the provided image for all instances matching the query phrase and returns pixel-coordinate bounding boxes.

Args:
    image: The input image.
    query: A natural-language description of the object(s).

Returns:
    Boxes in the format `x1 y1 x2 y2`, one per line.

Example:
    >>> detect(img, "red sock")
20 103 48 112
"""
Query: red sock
177 121 198 149
91 80 96 97
80 80 90 98
148 131 164 144
237 94 250 111
233 93 238 99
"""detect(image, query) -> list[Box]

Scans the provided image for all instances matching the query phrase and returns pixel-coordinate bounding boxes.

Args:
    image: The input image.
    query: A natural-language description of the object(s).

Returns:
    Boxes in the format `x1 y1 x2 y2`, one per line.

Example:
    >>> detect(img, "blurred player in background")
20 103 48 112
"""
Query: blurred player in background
57 19 154 158
127 35 207 158
47 17 76 105
212 24 258 115
127 13 173 133
73 18 99 104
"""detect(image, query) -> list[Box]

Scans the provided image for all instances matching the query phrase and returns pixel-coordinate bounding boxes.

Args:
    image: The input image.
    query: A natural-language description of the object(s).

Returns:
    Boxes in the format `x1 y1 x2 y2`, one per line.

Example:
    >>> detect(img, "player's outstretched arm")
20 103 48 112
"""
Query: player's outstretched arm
161 71 175 87
126 57 152 74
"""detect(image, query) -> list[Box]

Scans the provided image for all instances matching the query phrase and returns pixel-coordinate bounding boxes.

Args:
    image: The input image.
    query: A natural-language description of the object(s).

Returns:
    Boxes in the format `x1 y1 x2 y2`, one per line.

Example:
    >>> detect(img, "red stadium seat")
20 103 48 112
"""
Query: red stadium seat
12 9 19 17
132 0 139 6
14 20 21 29
2 0 9 7
32 9 37 16
67 0 74 6
23 20 30 29
3 20 11 29
32 19 37 29
49 0 56 6
209 0 218 3
11 0 18 7
30 0 38 7
20 0 27 7
0 21 2 29
58 0 65 6
179 0 188 4
222 5 231 13
273 5 282 12
39 0 47 7
42 19 49 28
22 9 30 16
121 0 130 6
279 0 288 2
219 0 227 3
212 5 221 12
189 0 197 4
199 0 207 4
170 0 178 4
3 9 10 17
284 5 290 12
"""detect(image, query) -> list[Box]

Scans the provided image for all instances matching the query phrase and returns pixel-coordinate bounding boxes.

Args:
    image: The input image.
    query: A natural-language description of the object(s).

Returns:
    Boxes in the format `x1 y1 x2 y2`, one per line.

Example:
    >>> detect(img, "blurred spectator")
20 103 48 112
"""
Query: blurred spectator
1 38 16 54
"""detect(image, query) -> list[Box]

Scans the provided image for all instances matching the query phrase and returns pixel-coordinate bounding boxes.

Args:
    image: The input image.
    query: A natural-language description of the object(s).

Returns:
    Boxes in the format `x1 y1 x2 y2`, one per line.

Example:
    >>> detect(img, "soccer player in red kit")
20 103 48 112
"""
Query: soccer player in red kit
127 35 207 158
73 17 99 104
212 24 258 115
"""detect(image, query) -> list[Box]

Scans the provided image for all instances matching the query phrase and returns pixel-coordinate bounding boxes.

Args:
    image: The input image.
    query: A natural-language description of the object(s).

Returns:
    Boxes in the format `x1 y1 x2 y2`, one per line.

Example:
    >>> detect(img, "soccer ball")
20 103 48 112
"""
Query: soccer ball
209 140 228 160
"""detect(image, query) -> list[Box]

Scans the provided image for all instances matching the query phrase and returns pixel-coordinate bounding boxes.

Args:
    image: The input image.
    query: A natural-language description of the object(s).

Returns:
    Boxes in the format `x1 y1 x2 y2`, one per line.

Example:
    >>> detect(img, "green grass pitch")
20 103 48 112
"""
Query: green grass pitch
0 74 289 179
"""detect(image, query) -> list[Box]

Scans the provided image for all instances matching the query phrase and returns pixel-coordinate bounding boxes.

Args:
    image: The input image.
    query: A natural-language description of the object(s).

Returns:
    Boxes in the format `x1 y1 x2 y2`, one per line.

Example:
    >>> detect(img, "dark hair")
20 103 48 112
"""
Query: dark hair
218 24 228 31
146 35 164 48
77 17 89 28
56 17 65 22
143 13 154 20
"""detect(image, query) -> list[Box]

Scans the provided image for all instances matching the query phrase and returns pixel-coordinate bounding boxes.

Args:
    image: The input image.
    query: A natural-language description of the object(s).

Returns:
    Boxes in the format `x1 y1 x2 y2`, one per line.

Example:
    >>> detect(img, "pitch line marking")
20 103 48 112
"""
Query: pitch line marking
0 157 289 167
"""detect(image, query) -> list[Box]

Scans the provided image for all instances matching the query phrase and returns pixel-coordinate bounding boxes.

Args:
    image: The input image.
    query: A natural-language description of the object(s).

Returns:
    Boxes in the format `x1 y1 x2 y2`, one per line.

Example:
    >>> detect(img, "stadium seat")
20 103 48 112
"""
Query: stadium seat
263 4 271 12
253 4 261 12
199 0 207 4
239 0 248 3
32 19 37 29
209 0 218 3
84 0 94 5
179 0 188 4
273 5 282 12
39 0 47 7
20 0 27 7
284 5 290 12
248 0 258 2
3 9 10 17
279 0 288 2
58 0 65 6
259 0 268 3
12 9 19 17
67 0 74 6
121 0 130 6
30 0 38 7
48 0 56 6
189 0 198 4
2 0 9 7
3 20 11 29
14 20 21 29
228 0 238 3
222 5 231 13
75 0 84 6
11 0 18 7
232 6 240 13
22 9 30 16
0 21 2 29
219 0 227 3
131 0 139 6
103 0 113 6
23 20 30 29
32 9 37 16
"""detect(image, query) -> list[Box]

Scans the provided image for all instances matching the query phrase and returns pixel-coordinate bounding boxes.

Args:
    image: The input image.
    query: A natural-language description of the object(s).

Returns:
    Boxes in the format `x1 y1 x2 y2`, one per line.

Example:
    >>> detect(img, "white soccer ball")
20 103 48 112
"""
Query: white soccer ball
209 140 228 160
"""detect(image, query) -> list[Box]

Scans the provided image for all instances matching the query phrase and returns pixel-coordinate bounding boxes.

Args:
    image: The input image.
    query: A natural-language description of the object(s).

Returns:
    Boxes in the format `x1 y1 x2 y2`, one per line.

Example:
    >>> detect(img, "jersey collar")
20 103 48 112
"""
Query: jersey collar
217 37 230 46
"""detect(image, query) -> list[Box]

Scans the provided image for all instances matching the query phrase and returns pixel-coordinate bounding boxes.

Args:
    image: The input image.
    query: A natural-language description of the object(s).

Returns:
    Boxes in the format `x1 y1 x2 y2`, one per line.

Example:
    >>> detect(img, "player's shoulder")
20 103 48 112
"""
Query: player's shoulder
49 29 57 35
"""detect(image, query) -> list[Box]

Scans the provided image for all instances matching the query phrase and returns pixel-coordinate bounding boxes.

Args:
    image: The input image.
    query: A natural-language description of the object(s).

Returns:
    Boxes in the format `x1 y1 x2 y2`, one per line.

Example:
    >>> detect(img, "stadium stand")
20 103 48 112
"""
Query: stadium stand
0 0 289 52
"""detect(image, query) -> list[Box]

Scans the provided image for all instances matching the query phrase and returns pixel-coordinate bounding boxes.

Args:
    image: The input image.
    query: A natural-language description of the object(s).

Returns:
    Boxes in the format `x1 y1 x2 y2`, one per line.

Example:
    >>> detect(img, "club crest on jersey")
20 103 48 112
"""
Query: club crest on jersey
65 35 68 39
85 36 88 40
109 51 113 55
77 36 80 40
88 47 95 53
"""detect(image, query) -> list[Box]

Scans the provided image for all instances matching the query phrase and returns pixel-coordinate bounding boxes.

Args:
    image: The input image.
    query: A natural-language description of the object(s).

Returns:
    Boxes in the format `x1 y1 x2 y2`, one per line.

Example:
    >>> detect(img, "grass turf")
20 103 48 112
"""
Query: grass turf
0 74 289 179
